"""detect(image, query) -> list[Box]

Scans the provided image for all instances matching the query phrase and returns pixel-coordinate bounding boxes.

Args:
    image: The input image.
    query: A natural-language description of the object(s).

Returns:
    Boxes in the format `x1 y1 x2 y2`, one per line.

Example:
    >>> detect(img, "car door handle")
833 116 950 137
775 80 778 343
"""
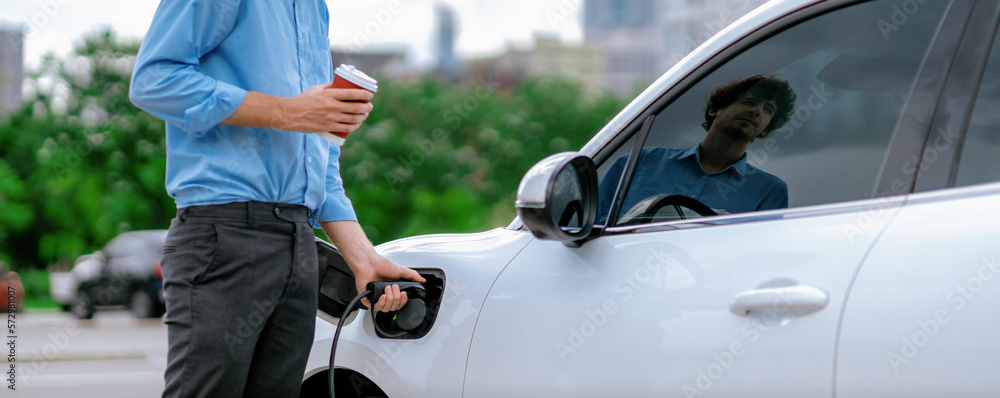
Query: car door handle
729 285 829 317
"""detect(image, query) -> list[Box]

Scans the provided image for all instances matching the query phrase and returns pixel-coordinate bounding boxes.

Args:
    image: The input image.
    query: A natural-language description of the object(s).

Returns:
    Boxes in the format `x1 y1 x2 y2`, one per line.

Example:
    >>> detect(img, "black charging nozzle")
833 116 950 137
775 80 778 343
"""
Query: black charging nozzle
330 280 428 397
365 281 428 332
364 281 426 306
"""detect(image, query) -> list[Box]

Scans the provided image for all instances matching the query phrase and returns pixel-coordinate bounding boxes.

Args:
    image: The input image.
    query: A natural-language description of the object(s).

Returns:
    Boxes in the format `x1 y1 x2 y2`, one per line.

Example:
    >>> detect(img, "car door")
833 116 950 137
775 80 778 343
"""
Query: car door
837 2 1000 396
464 0 969 396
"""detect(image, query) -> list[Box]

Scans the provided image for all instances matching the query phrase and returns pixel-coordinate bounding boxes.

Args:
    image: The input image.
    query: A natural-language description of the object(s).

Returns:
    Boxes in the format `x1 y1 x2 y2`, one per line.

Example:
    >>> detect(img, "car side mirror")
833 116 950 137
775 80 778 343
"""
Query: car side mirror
515 152 598 247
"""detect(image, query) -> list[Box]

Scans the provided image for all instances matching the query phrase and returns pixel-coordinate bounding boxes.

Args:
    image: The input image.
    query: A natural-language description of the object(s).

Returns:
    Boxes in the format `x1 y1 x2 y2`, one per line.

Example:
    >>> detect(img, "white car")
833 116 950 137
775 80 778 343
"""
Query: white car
301 0 1000 396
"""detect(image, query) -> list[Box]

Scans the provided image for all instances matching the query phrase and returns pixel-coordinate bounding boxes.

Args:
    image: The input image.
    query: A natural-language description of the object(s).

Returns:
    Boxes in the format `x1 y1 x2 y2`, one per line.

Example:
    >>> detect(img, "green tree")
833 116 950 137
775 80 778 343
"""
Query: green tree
0 29 172 269
0 28 630 270
340 77 629 243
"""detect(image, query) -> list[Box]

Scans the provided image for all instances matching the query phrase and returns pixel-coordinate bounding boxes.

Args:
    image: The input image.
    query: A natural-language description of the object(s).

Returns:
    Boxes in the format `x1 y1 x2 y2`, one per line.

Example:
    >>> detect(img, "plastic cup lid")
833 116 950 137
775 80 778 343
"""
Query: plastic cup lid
334 64 379 93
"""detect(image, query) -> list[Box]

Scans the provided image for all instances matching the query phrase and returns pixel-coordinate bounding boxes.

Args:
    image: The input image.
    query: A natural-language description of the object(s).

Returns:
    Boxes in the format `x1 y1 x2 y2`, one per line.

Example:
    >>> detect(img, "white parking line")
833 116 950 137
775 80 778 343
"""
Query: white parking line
26 371 164 387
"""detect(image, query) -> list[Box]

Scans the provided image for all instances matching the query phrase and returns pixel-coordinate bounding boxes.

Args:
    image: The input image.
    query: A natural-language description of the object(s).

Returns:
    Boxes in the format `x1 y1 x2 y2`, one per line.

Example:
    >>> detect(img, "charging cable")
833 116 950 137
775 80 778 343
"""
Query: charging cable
328 289 369 398
328 282 427 398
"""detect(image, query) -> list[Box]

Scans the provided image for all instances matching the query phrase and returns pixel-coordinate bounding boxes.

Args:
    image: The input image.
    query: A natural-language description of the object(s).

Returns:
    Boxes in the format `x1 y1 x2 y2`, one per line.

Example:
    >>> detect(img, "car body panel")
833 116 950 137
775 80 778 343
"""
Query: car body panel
303 228 533 396
303 0 1000 396
48 270 77 306
836 182 1000 397
465 198 902 397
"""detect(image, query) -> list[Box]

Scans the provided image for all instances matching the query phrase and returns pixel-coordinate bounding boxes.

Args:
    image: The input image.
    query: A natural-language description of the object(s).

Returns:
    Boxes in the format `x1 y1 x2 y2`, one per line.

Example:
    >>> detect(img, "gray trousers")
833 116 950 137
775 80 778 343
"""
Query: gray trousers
161 201 318 398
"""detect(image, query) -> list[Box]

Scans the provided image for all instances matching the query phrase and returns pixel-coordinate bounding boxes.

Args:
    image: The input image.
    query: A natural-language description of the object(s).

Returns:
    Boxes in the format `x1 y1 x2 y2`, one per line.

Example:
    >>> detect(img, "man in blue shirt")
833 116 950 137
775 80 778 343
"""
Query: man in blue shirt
129 1 423 397
599 75 796 224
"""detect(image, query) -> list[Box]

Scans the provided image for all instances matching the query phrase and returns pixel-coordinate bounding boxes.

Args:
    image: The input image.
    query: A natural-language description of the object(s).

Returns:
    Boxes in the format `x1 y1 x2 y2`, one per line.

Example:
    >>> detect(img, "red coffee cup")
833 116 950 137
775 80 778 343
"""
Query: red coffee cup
319 64 379 145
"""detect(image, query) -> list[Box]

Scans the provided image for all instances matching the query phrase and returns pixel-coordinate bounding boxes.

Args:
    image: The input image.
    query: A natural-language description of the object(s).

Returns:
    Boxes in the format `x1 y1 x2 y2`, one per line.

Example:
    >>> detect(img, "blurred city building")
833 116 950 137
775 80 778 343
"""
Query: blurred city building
433 2 463 80
331 45 413 81
332 2 457 83
466 34 604 94
584 0 767 93
0 25 23 111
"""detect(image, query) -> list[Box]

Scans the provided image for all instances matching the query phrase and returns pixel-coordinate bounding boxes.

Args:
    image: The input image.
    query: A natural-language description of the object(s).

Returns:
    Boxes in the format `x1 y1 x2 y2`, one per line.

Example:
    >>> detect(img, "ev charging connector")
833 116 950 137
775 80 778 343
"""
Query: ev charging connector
328 281 427 398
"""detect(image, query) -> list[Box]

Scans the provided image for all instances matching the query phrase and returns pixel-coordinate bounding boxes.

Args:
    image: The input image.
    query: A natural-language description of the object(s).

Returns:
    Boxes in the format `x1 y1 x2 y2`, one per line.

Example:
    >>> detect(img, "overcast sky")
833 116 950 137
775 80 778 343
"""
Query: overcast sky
1 0 585 69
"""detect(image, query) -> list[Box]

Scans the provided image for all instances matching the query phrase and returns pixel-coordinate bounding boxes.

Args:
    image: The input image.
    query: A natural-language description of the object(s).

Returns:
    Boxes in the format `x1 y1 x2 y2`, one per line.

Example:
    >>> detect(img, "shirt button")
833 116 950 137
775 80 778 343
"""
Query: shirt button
307 157 312 163
275 208 282 215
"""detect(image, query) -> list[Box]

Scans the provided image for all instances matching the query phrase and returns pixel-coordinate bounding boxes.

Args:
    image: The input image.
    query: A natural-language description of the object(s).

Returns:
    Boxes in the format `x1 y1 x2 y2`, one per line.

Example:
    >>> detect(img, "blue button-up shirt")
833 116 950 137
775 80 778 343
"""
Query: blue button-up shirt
598 146 788 222
129 0 356 223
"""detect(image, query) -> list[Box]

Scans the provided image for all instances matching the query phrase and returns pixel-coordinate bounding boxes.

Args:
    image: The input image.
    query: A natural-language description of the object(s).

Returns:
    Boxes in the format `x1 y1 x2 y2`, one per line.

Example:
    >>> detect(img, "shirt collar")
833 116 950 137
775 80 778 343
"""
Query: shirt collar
685 144 749 177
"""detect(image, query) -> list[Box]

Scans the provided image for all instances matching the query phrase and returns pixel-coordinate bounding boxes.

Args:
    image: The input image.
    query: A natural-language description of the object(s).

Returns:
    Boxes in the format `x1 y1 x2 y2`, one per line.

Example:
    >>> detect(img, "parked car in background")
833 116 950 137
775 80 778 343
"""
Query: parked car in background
300 0 1000 396
50 254 93 311
0 261 24 312
50 230 168 319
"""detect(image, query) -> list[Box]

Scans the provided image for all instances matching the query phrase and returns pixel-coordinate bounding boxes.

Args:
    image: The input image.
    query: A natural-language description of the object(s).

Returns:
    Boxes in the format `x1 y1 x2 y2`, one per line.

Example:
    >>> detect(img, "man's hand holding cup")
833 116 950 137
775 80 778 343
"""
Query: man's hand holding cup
318 64 379 146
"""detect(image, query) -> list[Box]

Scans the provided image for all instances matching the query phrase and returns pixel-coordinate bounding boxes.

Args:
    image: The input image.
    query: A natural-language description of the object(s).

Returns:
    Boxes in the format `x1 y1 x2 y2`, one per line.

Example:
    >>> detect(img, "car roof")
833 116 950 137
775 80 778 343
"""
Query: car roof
103 230 169 259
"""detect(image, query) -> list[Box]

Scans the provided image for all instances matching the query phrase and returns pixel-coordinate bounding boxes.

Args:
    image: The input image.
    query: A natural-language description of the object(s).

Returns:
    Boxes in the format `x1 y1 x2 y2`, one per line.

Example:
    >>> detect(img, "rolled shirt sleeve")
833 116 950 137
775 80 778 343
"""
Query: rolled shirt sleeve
129 0 246 135
312 144 358 224
133 0 357 222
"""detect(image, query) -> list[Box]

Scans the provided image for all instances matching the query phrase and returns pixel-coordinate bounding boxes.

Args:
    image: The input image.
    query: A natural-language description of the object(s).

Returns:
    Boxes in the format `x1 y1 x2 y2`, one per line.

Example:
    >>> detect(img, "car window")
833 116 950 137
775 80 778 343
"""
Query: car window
597 0 953 226
954 30 1000 187
103 230 167 274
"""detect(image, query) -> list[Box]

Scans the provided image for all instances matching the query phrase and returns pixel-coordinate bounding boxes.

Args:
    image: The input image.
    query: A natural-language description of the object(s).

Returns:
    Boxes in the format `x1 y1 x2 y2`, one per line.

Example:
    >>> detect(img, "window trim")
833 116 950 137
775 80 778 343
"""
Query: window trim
593 0 973 237
921 0 1000 190
870 0 974 196
604 115 657 226
611 194 908 236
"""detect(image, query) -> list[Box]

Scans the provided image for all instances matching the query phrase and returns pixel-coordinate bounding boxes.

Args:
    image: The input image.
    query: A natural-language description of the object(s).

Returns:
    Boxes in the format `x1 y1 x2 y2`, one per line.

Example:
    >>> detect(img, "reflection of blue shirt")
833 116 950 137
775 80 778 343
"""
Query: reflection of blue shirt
129 0 356 223
598 146 787 222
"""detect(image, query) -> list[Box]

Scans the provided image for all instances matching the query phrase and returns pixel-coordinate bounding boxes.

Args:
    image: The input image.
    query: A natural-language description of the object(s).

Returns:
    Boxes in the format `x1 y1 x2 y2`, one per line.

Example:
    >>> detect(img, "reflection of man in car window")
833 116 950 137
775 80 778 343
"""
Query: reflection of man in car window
599 75 797 222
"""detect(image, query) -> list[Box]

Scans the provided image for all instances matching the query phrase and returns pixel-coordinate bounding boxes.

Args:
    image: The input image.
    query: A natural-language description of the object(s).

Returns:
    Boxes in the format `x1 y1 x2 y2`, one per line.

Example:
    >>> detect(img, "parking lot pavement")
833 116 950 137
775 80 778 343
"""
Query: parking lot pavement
12 309 167 397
